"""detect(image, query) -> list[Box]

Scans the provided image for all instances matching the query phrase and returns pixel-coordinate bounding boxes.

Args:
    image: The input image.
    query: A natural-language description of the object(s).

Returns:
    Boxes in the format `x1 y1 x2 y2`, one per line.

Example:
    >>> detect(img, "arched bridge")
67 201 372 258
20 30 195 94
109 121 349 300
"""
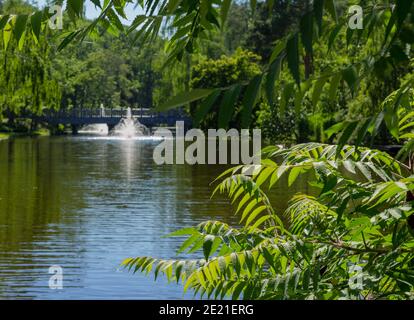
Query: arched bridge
33 107 191 132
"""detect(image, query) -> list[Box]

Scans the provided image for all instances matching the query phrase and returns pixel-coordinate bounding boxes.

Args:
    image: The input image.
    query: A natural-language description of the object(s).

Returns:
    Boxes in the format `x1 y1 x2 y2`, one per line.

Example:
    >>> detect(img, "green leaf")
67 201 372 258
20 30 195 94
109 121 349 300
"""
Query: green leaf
336 121 358 156
167 228 197 237
256 166 275 187
175 261 184 283
30 11 43 43
232 281 245 299
113 0 128 19
294 80 311 114
312 76 328 109
0 15 10 30
313 0 324 32
157 89 215 111
250 0 257 14
356 162 372 181
173 12 196 28
294 89 304 115
245 206 267 227
328 24 341 51
249 215 271 230
194 90 221 127
320 174 337 194
178 234 199 253
269 39 286 64
346 27 354 46
342 66 358 96
241 75 262 128
325 0 338 23
221 0 232 28
280 82 294 113
107 8 124 32
395 0 414 26
128 15 147 34
167 0 182 13
288 167 303 187
67 0 84 18
203 235 215 260
218 85 241 129
265 57 282 105
300 11 313 55
384 108 399 140
355 118 372 148
90 0 102 9
343 160 356 174
325 121 345 139
13 15 28 45
286 34 300 85
328 73 341 101
57 29 83 51
18 30 26 50
3 21 12 49
383 8 397 46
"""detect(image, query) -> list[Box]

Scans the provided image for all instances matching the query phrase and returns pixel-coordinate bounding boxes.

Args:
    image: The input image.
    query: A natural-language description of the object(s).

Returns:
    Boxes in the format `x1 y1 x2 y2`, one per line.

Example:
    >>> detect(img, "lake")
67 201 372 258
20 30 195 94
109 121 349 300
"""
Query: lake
0 136 310 299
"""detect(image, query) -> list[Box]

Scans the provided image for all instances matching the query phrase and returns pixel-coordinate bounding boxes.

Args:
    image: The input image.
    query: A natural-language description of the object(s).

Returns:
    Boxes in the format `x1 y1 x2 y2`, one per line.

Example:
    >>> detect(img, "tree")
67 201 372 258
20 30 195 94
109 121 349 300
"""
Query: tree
190 48 261 129
223 2 250 53
1 1 190 121
0 0 60 126
245 0 305 61
120 0 414 299
123 78 414 299
2 0 414 299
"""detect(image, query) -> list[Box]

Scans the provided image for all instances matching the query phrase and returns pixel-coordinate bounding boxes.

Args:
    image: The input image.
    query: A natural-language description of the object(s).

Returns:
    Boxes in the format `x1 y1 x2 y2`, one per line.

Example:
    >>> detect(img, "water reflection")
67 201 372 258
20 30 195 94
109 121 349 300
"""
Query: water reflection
0 136 236 299
0 138 87 298
0 136 312 299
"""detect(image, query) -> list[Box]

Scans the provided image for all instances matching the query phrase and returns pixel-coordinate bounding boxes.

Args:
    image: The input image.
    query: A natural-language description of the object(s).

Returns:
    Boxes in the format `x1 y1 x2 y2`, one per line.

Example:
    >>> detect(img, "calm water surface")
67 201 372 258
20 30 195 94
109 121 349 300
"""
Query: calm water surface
0 136 310 299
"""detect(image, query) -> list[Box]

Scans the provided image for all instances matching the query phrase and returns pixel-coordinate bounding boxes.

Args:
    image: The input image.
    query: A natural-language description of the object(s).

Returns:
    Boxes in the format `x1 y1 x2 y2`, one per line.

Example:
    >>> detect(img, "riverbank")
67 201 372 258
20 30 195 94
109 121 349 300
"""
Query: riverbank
0 133 10 140
0 128 50 140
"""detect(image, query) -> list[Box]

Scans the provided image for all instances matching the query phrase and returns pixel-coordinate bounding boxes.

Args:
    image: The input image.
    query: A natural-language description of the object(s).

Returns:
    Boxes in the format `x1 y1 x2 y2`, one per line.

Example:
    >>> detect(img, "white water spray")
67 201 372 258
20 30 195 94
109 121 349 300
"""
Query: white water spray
112 107 149 138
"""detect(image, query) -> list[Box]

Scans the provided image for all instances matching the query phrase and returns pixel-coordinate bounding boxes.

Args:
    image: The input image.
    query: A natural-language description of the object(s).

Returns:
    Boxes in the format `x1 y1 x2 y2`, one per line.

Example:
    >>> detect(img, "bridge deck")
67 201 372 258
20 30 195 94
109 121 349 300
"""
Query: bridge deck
32 108 191 128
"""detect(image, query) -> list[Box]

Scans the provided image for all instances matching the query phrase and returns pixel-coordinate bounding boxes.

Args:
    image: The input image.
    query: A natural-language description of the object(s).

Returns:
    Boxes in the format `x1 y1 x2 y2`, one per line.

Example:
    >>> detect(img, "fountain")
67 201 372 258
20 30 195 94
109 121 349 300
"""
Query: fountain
78 124 108 134
78 104 109 134
112 107 149 138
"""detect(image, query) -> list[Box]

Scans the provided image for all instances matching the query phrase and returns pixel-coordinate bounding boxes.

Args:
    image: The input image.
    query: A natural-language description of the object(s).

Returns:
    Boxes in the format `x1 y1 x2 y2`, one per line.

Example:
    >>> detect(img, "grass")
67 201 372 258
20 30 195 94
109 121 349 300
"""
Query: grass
31 128 50 136
0 132 10 140
0 128 51 139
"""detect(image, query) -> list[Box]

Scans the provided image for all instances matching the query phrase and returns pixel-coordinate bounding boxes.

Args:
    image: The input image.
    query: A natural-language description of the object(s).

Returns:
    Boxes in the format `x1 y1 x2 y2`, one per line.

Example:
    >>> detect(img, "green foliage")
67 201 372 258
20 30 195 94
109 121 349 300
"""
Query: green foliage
244 0 305 61
255 102 310 144
161 0 414 129
122 61 414 299
2 0 414 300
0 0 193 126
3 0 413 131
188 48 261 128
122 142 414 299
191 48 261 89
52 33 182 110
0 0 60 124
326 73 414 155
253 0 413 144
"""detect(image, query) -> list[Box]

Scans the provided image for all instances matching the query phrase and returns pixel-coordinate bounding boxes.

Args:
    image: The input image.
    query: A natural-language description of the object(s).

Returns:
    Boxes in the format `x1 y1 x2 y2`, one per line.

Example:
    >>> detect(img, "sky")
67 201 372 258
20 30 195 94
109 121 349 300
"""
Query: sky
35 0 142 25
